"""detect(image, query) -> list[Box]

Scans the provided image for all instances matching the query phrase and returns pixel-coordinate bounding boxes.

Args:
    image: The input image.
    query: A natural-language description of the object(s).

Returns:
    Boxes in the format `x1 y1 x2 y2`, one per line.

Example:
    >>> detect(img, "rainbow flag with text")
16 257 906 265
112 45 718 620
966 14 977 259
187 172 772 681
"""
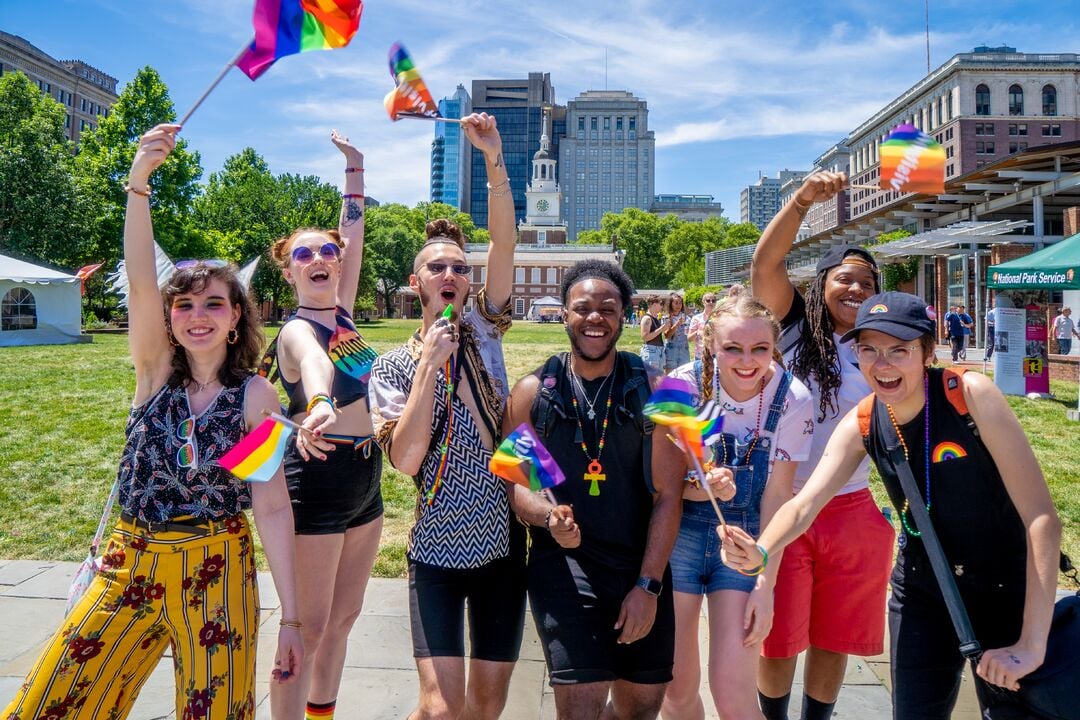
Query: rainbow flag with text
384 43 441 121
489 424 565 491
879 123 946 195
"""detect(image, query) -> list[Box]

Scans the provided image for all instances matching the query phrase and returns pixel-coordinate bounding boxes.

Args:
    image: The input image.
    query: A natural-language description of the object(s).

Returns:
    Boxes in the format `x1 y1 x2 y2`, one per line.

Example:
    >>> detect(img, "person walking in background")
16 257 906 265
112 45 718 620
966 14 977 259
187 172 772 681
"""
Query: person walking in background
985 301 997 361
1052 306 1079 355
945 306 964 363
958 305 973 360
663 293 691 373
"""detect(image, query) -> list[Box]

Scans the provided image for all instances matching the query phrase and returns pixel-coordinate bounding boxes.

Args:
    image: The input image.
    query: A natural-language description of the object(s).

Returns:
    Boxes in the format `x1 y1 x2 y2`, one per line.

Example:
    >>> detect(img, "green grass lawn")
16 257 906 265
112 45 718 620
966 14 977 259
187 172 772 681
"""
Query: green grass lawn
1 321 1077 585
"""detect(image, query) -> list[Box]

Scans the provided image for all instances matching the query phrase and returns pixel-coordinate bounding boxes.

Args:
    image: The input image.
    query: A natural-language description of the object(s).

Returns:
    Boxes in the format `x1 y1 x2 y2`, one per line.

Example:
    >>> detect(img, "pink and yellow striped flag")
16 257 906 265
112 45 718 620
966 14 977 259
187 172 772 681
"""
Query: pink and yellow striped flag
237 0 364 80
219 415 295 483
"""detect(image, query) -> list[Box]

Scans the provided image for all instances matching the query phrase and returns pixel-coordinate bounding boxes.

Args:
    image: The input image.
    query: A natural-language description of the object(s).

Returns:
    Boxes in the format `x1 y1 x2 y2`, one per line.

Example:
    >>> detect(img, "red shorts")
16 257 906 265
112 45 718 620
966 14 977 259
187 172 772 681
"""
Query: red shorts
762 487 894 658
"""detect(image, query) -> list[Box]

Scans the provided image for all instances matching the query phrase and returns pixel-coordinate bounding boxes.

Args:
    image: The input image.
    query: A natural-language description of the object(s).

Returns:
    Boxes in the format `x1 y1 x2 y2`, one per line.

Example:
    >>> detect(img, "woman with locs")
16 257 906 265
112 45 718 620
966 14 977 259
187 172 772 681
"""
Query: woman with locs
2 123 303 720
267 130 383 720
722 291 1061 720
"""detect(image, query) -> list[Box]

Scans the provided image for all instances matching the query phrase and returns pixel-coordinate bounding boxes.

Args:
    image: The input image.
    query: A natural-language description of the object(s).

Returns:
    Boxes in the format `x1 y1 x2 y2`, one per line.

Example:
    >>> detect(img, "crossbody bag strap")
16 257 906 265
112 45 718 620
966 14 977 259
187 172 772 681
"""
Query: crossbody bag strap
90 478 121 555
873 399 982 659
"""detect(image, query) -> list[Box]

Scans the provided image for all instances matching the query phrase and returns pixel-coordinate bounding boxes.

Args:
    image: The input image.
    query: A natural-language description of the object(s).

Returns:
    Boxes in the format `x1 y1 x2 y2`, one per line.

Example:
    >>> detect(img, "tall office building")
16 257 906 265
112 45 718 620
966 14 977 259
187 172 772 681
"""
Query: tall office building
0 31 118 145
429 84 471 209
559 90 655 240
739 169 808 230
466 73 562 229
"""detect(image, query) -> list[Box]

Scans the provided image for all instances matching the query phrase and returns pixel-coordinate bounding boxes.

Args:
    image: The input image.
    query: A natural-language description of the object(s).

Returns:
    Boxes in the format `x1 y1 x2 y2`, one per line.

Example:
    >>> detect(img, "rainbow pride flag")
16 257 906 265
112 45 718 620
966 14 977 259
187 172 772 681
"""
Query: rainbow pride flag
645 378 724 460
489 424 565 492
237 0 364 81
384 42 440 121
218 415 295 483
879 123 946 195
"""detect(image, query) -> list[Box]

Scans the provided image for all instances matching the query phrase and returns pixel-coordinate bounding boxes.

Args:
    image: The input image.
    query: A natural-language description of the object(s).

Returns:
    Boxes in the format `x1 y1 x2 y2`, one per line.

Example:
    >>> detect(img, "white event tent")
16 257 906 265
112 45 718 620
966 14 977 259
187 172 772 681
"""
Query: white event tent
0 253 86 346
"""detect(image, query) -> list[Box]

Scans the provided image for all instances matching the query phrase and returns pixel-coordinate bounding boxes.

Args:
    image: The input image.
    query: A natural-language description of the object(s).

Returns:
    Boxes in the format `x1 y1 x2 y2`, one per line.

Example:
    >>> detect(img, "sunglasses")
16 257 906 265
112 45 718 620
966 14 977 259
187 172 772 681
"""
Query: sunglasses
291 243 341 264
176 417 197 469
423 262 472 276
702 297 717 303
175 259 228 270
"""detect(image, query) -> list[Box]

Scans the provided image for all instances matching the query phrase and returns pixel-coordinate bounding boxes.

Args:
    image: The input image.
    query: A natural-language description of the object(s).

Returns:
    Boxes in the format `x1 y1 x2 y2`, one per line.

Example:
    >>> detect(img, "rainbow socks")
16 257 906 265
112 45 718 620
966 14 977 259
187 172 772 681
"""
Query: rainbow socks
305 700 336 720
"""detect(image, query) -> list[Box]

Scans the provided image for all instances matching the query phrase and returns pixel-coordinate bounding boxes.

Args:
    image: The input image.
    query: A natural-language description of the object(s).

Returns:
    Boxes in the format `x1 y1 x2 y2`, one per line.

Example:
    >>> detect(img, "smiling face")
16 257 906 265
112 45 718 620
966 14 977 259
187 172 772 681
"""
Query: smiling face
564 278 624 363
283 230 342 303
711 315 776 402
168 278 241 351
409 241 472 320
855 329 933 411
823 262 878 335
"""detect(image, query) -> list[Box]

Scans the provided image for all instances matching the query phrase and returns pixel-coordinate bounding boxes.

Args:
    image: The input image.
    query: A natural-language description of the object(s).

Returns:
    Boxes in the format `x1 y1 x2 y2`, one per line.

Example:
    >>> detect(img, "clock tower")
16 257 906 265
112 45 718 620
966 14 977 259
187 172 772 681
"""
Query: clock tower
520 106 567 245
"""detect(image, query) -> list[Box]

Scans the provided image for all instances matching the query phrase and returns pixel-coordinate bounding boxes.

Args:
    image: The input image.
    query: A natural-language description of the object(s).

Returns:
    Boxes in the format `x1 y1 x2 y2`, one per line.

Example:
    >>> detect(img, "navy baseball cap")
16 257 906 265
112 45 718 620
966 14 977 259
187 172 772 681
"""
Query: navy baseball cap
839 291 937 343
815 245 878 275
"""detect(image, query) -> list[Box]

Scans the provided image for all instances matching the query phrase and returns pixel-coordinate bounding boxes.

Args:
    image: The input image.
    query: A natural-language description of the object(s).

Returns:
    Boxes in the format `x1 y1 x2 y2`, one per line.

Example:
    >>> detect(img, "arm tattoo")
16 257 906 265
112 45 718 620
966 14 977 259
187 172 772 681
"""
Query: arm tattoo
341 199 363 227
494 153 504 169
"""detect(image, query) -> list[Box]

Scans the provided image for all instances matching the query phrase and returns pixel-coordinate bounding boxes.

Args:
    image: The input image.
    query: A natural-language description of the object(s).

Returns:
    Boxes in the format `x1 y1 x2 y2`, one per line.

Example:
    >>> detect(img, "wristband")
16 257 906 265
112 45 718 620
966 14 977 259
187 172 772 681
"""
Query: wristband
124 183 152 197
345 167 364 173
306 393 335 414
737 543 769 577
342 193 365 199
544 506 555 530
791 194 812 213
279 618 303 628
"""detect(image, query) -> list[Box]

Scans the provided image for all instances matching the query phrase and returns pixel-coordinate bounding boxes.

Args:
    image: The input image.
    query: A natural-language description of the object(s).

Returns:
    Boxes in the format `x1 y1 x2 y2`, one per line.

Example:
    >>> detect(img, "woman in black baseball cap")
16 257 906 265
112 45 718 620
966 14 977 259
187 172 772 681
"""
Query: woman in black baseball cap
723 291 1062 720
750 172 892 720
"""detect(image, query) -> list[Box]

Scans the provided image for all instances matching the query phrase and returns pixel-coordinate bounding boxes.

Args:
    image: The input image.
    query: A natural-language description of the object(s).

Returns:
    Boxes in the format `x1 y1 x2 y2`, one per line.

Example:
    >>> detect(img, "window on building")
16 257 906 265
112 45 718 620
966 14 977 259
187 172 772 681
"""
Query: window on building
1042 124 1062 137
975 84 991 115
515 268 525 283
603 117 610 130
546 267 557 284
1008 123 1028 136
590 117 598 131
946 163 954 176
2 288 37 330
616 117 623 130
578 117 585 131
65 114 71 129
946 146 954 158
531 268 541 284
976 141 995 154
1008 84 1023 116
514 298 525 316
1008 142 1028 154
1042 84 1057 116
975 123 994 136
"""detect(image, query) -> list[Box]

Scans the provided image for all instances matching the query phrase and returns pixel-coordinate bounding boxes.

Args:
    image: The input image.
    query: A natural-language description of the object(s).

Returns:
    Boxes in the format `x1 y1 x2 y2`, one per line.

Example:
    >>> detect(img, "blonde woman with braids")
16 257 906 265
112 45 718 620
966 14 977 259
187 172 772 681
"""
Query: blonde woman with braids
661 297 814 720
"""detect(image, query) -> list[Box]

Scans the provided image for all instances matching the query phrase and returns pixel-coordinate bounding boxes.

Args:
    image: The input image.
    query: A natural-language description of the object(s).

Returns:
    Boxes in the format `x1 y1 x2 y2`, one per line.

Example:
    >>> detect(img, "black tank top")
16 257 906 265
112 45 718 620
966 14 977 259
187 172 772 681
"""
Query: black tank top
866 368 1026 592
643 314 664 347
279 308 376 416
529 353 654 572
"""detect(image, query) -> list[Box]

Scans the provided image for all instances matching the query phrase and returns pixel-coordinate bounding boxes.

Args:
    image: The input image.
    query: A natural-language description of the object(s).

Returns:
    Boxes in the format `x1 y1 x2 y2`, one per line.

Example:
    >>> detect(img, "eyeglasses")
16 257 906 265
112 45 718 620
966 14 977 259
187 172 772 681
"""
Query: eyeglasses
176 417 197 469
175 259 228 270
291 243 341 264
423 262 472 276
853 343 920 365
702 297 717 303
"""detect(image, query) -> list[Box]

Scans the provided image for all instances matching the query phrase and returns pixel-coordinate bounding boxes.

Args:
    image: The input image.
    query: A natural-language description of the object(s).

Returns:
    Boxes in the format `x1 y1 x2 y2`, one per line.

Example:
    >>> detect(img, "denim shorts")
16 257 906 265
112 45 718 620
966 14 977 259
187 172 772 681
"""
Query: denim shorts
640 344 664 371
670 500 756 594
663 341 690 370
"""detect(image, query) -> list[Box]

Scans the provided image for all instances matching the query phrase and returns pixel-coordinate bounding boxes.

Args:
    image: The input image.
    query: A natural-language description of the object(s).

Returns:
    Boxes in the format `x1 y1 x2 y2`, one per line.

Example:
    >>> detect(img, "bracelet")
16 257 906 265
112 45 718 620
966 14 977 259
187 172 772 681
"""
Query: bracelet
342 193 365 199
487 180 511 198
737 543 769 577
791 194 812 213
124 183 152 197
345 167 364 173
279 618 303 628
544 506 555 530
306 393 335 414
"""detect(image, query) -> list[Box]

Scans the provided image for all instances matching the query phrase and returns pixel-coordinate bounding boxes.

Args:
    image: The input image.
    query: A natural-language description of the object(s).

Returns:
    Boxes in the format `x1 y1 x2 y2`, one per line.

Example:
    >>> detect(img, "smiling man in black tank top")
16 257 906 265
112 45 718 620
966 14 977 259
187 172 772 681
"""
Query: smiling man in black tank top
504 260 684 720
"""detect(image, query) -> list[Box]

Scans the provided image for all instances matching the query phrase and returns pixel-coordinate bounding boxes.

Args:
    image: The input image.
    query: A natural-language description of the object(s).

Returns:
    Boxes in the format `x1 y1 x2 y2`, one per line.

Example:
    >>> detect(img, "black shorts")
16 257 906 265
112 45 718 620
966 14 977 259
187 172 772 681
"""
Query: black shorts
408 527 527 662
527 548 674 685
284 435 383 535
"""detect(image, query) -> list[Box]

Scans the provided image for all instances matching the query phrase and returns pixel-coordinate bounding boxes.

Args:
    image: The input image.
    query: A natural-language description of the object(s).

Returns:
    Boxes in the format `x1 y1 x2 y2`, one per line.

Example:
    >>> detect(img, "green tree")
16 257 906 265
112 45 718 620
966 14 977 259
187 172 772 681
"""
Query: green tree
0 71 91 268
601 208 680 289
362 204 425 317
723 222 761 248
662 218 730 286
868 229 916 290
75 66 205 294
574 229 608 245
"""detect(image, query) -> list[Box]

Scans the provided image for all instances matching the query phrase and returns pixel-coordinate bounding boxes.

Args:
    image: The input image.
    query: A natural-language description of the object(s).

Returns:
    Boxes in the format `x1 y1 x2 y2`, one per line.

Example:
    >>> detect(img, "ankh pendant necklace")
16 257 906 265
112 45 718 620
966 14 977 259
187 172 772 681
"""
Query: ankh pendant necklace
569 366 614 497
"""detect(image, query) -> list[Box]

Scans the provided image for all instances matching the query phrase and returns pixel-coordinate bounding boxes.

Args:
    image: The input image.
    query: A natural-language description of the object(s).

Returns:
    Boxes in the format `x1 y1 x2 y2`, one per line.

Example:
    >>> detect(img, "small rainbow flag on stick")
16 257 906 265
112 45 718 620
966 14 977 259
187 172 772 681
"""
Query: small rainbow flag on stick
489 424 566 492
879 123 946 195
384 43 461 124
237 0 364 80
219 413 296 483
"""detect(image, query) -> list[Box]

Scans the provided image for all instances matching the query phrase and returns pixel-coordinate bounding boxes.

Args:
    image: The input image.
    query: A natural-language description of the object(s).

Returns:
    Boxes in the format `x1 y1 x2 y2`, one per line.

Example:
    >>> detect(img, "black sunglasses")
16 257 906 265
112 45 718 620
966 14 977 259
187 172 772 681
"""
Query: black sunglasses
292 243 341 264
423 262 472 276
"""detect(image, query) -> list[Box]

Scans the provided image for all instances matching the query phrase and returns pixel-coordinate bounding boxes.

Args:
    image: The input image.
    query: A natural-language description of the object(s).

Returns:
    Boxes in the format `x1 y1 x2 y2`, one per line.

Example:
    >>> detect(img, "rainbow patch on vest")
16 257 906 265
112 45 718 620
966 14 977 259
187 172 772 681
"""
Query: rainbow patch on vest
868 304 889 314
328 326 377 383
932 441 967 463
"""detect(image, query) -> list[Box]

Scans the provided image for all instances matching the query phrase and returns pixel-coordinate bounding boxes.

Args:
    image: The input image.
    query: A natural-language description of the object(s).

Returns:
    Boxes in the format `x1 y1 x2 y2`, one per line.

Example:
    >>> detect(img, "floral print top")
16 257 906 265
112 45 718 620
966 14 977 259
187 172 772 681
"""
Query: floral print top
116 376 255 522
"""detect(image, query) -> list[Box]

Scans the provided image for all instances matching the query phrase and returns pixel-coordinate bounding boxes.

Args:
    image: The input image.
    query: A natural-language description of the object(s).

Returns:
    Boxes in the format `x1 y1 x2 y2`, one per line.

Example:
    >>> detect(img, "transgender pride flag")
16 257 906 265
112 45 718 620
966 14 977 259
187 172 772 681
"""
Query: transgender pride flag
237 0 364 80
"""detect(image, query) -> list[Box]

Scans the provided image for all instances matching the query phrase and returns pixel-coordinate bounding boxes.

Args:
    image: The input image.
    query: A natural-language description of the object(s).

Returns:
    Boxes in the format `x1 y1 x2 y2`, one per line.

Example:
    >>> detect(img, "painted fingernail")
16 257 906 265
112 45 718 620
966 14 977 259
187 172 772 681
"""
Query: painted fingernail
281 671 290 679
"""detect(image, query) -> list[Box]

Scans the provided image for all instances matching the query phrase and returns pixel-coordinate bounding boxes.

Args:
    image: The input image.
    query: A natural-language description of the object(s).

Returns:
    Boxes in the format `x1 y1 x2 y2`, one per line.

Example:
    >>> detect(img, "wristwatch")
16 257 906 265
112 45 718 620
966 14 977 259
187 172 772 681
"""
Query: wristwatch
636 576 662 596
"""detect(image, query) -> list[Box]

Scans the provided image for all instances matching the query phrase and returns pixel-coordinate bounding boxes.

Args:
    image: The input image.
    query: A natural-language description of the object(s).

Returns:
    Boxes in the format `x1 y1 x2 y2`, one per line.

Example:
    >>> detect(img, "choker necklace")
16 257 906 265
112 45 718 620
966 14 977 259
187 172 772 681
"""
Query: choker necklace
567 362 613 421
298 305 335 311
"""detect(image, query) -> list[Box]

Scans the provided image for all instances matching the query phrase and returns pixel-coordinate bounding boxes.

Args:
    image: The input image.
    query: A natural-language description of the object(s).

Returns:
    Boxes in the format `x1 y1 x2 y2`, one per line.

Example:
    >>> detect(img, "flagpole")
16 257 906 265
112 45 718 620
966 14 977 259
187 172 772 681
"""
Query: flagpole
848 183 880 190
666 433 727 528
398 113 465 124
263 410 319 438
179 38 254 127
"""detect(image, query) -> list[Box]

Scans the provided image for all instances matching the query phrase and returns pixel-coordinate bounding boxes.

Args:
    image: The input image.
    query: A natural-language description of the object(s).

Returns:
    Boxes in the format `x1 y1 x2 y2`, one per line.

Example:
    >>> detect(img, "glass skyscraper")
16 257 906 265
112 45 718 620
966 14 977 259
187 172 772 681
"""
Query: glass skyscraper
430 84 471 209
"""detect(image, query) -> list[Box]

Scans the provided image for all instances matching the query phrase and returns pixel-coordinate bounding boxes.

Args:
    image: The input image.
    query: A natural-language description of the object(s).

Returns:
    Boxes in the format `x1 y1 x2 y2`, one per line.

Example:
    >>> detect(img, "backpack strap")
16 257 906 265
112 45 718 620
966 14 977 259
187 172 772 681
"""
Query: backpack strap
619 352 656 493
532 353 568 440
762 371 794 435
941 367 977 436
857 393 876 448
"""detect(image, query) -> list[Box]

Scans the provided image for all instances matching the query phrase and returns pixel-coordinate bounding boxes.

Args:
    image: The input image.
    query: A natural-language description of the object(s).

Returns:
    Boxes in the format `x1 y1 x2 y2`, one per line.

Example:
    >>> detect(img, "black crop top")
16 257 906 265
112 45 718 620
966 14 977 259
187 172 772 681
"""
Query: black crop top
279 307 377 416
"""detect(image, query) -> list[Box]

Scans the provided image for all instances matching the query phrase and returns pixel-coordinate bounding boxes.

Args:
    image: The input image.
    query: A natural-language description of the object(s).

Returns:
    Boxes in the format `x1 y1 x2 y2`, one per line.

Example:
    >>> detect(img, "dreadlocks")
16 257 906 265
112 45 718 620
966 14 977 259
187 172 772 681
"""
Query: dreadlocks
790 272 843 423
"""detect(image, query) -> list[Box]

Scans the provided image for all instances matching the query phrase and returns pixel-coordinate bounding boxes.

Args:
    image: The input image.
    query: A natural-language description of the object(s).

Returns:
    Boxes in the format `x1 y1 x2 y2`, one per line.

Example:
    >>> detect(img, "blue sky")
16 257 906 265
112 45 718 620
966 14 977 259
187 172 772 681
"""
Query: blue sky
2 1 1077 220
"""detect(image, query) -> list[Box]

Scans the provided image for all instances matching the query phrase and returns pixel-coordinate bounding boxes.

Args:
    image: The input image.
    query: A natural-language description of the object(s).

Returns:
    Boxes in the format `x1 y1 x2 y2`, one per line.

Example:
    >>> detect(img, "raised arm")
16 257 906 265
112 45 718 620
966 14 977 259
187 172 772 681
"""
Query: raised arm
964 372 1061 689
463 113 514 309
751 172 846 319
331 130 365 309
124 123 182 402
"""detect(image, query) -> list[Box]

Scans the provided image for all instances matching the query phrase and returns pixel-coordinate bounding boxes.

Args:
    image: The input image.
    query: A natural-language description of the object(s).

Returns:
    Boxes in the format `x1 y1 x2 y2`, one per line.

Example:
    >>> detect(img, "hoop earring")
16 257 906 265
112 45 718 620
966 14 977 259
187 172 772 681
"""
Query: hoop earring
167 325 179 347
227 328 239 345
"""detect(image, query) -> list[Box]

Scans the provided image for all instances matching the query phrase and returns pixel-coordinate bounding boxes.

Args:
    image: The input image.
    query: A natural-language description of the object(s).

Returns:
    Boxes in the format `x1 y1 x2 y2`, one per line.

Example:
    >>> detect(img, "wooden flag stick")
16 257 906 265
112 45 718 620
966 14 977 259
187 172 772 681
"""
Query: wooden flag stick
848 183 880 190
398 113 464 124
262 409 318 438
667 433 727 527
179 38 253 127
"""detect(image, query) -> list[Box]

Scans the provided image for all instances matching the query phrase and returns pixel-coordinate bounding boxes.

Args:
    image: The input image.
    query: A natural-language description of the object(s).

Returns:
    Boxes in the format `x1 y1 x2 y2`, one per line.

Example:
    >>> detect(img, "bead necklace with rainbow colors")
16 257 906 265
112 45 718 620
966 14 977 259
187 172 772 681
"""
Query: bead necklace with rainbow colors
568 362 614 497
884 371 931 537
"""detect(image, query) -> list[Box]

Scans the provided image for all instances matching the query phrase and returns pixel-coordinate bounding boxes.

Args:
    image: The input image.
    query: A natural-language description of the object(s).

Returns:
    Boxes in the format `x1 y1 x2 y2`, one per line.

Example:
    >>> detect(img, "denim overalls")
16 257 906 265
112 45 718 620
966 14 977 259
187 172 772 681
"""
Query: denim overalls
669 370 793 595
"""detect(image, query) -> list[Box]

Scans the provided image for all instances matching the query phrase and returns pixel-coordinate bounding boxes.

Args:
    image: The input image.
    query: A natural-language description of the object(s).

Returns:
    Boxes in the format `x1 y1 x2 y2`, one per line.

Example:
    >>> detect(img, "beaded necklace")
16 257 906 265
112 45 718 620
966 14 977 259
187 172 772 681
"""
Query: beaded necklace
568 361 614 497
884 371 931 536
718 376 766 466
425 353 457 506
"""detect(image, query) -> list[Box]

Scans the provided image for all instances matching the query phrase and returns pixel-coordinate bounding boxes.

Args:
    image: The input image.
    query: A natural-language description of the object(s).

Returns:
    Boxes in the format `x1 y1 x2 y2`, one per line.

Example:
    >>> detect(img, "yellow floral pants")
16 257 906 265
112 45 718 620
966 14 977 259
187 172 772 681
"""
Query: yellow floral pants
3 514 260 720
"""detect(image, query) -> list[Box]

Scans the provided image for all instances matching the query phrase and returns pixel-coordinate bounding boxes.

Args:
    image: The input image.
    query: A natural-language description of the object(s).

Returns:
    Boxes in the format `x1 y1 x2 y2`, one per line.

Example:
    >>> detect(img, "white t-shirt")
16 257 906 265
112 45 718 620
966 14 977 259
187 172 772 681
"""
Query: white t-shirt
1053 314 1075 340
670 361 814 471
688 311 707 358
784 333 872 494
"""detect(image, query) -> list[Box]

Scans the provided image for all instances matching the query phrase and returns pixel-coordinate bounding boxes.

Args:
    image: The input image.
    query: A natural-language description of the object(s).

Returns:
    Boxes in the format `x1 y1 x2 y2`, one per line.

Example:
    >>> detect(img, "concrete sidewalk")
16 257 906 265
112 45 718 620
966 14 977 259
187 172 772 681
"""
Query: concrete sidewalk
0 558 983 719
